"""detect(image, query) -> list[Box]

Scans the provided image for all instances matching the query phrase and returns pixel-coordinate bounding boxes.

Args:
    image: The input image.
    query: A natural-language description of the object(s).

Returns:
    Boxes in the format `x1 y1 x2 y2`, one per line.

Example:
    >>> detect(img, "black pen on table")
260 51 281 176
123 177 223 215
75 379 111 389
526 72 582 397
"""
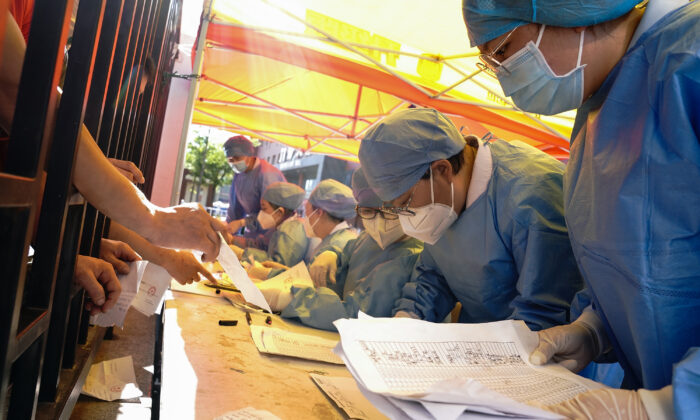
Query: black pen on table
245 311 252 325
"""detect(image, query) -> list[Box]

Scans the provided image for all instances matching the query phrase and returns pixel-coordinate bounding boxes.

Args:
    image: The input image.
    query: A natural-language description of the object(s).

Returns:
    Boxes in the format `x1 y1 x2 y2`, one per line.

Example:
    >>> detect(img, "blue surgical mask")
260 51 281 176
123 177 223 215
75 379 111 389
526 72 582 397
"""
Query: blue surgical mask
229 160 248 174
496 25 585 115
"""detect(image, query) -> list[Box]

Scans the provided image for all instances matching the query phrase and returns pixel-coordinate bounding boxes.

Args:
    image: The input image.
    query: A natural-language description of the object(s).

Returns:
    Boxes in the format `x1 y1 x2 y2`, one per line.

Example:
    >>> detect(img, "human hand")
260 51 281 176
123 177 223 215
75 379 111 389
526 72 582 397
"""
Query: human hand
529 323 597 372
394 311 419 319
541 389 648 420
226 219 245 235
229 244 244 259
247 261 272 279
257 282 301 312
151 203 227 262
99 238 141 274
74 255 122 315
162 249 217 285
261 260 288 271
108 158 145 184
309 251 337 288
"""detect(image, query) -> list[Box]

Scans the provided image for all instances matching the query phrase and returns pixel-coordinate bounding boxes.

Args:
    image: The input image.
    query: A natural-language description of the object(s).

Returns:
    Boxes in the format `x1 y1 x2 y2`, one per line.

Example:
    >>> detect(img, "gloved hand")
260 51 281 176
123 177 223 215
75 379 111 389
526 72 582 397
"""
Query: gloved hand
529 323 597 372
530 308 608 372
542 389 649 420
247 261 272 280
394 311 419 319
257 282 293 312
309 250 338 288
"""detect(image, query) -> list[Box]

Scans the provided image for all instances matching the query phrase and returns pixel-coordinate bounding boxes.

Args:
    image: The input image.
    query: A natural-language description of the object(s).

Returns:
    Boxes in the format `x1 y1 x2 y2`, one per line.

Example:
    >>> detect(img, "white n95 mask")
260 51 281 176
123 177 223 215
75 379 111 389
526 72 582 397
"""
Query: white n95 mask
399 168 458 245
301 209 319 238
497 25 585 115
256 208 279 230
363 216 404 249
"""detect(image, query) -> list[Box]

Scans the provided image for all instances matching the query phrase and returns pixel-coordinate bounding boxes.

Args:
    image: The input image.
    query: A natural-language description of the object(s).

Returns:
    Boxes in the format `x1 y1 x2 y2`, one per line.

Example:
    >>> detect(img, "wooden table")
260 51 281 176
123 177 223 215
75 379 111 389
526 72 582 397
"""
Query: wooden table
159 288 352 420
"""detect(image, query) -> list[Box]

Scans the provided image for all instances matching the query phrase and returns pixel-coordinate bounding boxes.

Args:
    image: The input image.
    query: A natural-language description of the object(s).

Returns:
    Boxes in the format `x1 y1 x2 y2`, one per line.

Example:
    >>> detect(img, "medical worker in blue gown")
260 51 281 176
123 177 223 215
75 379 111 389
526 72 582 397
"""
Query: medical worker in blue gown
223 135 285 249
261 179 359 277
359 108 583 331
241 182 309 279
279 168 423 331
462 0 700 418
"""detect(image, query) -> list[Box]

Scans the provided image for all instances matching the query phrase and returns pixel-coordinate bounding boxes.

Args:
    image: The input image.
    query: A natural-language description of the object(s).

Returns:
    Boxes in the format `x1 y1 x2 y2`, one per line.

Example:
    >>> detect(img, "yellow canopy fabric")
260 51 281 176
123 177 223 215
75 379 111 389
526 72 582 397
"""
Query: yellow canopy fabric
192 0 574 161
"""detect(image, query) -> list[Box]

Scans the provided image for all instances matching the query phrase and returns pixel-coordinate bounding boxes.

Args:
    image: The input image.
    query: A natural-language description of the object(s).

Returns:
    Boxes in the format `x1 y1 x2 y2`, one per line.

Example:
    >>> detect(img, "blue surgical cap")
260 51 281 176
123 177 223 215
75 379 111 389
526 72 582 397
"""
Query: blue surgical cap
359 108 465 202
263 182 305 211
223 135 255 157
351 168 382 208
462 0 640 47
309 179 357 220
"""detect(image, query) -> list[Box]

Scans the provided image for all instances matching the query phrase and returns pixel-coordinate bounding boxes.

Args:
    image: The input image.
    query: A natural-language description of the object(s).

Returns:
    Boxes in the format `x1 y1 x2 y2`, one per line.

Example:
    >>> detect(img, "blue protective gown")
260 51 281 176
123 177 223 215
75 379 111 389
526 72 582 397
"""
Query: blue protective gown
281 232 423 331
242 217 310 272
394 140 583 331
563 2 700 405
305 225 358 264
226 159 286 248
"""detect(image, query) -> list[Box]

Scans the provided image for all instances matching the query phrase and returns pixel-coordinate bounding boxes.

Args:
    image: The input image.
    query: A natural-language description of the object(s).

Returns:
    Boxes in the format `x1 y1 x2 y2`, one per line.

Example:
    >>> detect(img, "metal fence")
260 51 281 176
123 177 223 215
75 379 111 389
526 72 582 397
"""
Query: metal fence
0 0 181 418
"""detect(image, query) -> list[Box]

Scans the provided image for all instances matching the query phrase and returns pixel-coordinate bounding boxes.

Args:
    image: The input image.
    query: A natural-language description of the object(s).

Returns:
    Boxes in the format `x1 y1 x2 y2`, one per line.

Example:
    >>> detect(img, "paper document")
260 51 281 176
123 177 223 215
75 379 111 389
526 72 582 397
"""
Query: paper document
214 407 281 420
335 318 604 419
217 233 272 313
250 325 344 365
81 356 143 401
264 261 313 288
91 261 148 327
311 374 389 420
131 262 171 316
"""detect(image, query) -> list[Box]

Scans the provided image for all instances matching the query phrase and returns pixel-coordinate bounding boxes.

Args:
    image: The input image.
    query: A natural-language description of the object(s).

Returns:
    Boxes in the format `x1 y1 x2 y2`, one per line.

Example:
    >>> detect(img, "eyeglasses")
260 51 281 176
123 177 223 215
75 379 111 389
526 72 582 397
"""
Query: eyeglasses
478 26 518 76
377 186 418 217
355 205 401 220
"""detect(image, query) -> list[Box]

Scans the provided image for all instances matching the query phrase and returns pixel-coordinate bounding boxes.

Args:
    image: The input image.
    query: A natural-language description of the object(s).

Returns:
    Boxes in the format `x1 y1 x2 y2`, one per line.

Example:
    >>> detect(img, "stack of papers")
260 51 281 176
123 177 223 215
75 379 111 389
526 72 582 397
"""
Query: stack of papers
250 325 344 365
333 317 604 420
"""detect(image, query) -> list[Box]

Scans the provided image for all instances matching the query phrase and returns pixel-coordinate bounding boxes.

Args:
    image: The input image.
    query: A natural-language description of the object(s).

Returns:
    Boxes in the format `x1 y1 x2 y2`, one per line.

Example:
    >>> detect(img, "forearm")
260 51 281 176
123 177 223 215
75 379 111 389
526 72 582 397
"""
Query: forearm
73 126 160 239
108 221 170 265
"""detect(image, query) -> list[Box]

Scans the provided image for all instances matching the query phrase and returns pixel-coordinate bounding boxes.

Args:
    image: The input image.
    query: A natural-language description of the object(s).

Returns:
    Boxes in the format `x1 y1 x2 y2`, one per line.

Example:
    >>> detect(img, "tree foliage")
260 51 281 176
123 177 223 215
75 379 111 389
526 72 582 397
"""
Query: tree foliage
185 134 232 193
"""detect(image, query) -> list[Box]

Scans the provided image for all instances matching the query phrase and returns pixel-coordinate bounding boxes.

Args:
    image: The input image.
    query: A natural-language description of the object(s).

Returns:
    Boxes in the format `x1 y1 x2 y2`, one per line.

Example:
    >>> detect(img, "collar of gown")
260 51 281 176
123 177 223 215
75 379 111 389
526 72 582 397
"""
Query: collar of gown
465 139 493 209
329 220 350 235
629 0 687 49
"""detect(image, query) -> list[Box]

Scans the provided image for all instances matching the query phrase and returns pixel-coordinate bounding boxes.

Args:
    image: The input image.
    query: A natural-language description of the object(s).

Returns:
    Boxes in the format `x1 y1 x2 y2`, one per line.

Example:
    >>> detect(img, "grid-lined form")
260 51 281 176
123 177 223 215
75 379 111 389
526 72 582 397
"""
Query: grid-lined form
358 340 587 405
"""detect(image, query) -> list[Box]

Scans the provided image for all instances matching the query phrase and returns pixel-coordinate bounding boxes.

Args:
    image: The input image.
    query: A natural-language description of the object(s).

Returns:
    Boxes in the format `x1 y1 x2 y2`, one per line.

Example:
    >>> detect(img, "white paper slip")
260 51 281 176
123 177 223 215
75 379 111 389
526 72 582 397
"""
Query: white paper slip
250 325 344 364
217 233 272 313
311 374 389 420
91 260 148 327
81 355 143 401
214 407 282 420
131 262 172 316
264 261 313 288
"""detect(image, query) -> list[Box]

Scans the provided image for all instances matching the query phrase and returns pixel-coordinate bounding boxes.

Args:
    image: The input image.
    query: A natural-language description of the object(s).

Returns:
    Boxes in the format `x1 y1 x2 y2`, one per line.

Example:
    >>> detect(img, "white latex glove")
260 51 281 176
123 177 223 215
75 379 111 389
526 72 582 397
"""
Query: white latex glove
530 307 607 372
309 250 338 288
257 283 293 312
247 261 272 280
541 389 649 420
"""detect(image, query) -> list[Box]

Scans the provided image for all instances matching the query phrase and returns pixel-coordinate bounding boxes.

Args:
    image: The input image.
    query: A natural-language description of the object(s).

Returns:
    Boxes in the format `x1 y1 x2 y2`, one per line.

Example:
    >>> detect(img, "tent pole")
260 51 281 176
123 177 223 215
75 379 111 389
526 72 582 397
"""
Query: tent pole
170 0 212 205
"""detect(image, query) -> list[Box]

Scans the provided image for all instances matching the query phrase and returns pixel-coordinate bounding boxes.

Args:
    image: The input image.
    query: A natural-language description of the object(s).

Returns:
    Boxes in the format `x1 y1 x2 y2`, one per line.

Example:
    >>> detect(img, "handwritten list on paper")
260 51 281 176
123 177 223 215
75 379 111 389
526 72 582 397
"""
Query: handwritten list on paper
357 339 586 406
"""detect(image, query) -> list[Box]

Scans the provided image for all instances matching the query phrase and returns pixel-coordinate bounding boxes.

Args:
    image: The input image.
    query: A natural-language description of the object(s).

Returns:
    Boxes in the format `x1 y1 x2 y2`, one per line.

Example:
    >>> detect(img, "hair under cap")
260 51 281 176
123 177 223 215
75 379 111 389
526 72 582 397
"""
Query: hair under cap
223 135 255 157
